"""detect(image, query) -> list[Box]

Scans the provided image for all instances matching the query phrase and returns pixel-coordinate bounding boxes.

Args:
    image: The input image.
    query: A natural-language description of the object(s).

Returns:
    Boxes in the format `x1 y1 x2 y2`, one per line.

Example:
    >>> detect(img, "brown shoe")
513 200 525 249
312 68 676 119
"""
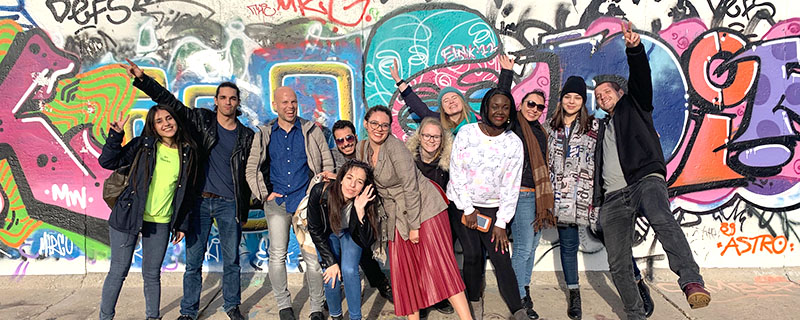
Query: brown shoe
683 283 711 309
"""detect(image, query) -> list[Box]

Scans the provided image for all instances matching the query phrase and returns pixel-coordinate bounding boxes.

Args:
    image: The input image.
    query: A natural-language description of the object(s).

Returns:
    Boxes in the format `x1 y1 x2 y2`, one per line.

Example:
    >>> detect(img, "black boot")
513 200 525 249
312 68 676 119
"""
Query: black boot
638 280 655 318
568 289 582 320
378 281 394 304
522 286 539 319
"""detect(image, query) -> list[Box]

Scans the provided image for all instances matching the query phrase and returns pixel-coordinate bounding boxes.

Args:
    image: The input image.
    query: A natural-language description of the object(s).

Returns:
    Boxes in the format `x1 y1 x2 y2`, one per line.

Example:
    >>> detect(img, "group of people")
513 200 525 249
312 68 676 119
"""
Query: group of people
97 23 711 320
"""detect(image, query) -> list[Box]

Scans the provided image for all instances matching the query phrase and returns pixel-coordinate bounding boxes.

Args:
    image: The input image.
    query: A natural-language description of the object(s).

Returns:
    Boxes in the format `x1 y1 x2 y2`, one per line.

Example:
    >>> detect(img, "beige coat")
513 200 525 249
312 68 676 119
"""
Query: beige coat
357 135 447 241
245 117 333 201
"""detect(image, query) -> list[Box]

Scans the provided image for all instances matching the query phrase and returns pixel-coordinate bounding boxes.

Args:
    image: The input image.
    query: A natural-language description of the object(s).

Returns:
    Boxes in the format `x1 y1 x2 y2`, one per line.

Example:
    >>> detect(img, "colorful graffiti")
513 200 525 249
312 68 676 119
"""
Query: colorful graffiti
0 0 797 275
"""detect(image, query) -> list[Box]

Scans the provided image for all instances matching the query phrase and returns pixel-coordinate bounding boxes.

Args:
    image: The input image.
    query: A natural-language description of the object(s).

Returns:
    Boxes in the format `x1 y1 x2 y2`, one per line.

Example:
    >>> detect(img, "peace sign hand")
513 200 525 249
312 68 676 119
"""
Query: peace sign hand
123 58 144 79
621 21 641 48
109 115 130 134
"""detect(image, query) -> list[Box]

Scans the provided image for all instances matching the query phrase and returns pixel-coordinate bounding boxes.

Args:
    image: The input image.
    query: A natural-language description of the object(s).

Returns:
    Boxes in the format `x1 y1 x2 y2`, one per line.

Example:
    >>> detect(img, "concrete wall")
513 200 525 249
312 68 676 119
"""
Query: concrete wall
0 0 798 276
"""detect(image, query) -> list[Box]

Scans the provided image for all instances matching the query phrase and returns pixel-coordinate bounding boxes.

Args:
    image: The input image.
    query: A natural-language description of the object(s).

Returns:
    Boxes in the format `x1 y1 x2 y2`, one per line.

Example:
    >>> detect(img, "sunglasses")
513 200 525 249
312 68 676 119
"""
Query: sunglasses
526 100 546 111
335 134 356 145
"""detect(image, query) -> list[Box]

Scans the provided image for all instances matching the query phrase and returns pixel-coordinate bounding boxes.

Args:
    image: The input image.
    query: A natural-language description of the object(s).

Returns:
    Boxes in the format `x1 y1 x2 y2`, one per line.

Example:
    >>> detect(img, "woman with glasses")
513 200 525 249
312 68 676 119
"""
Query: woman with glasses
390 60 478 134
357 105 472 320
405 117 453 191
496 56 554 319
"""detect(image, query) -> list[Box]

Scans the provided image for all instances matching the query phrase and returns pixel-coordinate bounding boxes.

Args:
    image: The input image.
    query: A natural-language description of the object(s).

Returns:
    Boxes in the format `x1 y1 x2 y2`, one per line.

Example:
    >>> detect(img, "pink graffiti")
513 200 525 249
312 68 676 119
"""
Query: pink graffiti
390 57 501 140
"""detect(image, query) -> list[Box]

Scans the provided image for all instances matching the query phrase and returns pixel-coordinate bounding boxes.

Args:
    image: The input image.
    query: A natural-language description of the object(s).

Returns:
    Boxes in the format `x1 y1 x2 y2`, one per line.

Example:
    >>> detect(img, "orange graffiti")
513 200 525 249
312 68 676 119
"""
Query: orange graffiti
717 223 795 256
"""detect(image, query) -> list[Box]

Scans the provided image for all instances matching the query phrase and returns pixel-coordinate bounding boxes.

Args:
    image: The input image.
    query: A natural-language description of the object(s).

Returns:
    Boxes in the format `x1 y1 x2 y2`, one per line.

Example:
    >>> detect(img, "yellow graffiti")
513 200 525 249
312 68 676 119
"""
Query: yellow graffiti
269 62 354 121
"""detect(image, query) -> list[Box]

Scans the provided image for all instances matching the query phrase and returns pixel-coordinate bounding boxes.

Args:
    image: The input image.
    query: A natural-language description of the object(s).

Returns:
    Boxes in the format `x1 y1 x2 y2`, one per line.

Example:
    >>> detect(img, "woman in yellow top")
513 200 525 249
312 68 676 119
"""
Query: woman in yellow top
98 105 199 320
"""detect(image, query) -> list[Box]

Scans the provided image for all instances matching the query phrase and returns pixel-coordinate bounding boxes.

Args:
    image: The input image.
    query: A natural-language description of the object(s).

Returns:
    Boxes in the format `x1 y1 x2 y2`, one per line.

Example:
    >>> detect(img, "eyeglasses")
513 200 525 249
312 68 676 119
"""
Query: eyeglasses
335 134 356 145
421 133 442 141
527 100 546 111
368 121 390 131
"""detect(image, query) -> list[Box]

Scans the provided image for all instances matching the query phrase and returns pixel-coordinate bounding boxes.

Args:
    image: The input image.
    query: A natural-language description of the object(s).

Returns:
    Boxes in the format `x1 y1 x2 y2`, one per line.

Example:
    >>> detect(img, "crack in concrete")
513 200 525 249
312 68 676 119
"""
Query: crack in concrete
26 274 87 319
784 267 799 285
649 281 694 320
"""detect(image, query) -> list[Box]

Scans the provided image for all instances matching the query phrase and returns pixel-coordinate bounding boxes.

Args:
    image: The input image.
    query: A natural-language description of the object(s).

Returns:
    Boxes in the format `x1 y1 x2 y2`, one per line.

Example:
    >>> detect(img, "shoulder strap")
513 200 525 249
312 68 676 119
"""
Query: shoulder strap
359 141 367 161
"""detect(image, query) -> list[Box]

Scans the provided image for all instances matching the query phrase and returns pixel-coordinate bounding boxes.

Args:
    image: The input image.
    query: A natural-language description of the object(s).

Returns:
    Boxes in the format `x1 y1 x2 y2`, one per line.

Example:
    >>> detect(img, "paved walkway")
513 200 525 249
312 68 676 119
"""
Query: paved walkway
2 267 798 319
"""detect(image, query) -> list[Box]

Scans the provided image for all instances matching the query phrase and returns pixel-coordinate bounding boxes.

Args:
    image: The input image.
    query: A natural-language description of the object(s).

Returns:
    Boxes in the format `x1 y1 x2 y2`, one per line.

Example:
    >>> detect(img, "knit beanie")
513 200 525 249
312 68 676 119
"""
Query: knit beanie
560 76 587 102
437 87 467 108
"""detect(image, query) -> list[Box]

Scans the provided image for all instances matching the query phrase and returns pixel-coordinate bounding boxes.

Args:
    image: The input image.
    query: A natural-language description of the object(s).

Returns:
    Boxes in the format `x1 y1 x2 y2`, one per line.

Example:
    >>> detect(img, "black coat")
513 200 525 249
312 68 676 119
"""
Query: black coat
593 43 666 207
306 183 376 269
99 130 198 235
133 75 255 222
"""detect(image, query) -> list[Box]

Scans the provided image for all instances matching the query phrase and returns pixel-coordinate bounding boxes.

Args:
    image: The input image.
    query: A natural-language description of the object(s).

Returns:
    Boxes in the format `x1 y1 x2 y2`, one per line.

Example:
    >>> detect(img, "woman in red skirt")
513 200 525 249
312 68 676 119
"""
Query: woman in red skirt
356 105 472 320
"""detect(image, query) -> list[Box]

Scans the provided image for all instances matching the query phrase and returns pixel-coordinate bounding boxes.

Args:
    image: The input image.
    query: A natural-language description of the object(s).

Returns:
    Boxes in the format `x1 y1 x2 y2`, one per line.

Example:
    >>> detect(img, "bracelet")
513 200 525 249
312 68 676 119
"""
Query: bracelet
395 79 405 86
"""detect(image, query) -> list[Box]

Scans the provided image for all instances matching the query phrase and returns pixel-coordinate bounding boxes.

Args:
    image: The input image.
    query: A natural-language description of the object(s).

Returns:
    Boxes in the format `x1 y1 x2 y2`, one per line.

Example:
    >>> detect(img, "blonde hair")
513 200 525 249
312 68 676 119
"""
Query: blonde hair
417 117 452 160
439 95 472 131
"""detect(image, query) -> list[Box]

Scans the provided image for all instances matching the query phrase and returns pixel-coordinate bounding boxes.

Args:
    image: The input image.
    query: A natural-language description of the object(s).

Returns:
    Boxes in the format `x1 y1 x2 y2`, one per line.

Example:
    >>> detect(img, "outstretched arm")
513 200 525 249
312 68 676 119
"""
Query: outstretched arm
391 59 439 119
124 58 203 129
622 22 653 112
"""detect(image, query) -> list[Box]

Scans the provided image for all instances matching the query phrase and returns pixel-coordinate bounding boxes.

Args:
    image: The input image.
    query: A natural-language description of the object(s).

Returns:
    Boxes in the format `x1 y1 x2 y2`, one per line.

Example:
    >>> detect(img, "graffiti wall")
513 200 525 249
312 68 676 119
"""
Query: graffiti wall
0 0 797 275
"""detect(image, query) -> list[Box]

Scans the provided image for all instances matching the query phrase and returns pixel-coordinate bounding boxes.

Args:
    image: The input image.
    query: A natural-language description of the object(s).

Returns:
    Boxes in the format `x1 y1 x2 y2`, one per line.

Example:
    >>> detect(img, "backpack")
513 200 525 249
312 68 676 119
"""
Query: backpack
102 149 143 209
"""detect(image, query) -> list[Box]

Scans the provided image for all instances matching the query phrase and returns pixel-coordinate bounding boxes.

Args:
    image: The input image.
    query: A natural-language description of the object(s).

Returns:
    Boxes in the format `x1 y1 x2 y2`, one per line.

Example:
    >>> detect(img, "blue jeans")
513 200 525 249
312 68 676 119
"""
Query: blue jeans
100 222 170 320
510 191 542 299
180 197 242 317
599 176 704 320
321 231 363 319
557 225 580 289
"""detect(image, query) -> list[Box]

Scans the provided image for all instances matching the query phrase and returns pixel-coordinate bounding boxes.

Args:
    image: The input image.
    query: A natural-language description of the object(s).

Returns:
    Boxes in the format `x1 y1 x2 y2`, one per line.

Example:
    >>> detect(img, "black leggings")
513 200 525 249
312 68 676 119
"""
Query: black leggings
452 206 522 313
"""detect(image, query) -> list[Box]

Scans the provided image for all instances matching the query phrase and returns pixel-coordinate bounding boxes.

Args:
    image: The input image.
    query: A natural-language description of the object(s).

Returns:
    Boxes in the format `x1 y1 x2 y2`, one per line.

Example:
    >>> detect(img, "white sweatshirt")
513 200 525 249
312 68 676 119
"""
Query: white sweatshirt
446 123 523 229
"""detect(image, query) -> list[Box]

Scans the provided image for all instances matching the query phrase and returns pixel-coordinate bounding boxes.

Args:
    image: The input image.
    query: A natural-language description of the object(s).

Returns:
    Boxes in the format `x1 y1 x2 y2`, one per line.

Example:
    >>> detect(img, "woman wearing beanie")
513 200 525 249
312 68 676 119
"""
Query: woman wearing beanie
390 60 478 134
543 76 599 320
447 87 529 320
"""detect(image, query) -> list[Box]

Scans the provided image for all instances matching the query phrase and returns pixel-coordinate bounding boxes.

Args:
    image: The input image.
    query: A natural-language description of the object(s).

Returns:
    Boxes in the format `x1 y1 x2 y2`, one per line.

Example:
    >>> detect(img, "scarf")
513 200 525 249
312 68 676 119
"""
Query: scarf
518 111 556 231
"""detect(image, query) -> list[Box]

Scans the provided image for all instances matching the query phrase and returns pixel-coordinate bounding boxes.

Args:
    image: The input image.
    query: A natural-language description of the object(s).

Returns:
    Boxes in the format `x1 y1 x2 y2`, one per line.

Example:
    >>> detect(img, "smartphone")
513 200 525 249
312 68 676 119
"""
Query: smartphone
462 213 493 233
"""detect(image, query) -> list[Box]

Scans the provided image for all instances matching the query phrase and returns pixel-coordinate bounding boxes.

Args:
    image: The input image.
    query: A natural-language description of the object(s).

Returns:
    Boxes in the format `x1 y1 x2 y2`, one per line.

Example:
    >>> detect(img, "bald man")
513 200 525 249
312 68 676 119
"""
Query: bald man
245 86 334 320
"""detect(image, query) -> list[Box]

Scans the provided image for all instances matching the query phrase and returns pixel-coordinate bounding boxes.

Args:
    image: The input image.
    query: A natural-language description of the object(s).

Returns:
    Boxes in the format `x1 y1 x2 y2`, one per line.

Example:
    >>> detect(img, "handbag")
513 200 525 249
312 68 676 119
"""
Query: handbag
102 149 142 209
292 174 326 255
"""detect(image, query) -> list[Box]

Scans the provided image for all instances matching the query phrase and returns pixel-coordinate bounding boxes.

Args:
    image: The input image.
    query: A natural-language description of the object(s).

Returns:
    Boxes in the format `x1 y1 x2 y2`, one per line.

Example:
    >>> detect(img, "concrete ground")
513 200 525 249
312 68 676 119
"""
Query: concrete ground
1 267 798 319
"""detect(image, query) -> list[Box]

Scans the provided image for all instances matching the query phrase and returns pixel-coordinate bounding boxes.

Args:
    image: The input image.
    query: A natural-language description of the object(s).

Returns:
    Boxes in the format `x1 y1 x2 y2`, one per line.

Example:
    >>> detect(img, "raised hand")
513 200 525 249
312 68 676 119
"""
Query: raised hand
498 54 515 70
621 21 641 48
123 58 144 79
390 59 402 83
390 59 410 92
109 115 130 133
354 184 376 222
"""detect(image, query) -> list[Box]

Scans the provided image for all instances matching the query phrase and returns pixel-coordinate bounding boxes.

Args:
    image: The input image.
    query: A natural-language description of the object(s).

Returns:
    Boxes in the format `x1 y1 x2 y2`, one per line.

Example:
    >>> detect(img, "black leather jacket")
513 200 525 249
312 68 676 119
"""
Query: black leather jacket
99 130 199 234
133 75 255 222
306 183 375 269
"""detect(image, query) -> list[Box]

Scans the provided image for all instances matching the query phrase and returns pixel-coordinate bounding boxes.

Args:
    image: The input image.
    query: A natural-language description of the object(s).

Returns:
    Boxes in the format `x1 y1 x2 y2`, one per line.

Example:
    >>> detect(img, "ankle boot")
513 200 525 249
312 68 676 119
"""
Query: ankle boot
522 286 539 319
522 286 533 309
568 288 582 320
469 299 484 320
512 308 530 320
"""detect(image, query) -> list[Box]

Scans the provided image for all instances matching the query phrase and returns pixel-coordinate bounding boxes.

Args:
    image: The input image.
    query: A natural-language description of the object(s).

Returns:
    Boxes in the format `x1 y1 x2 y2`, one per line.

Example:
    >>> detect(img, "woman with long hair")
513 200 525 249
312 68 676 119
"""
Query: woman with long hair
497 55 554 319
390 60 478 134
404 117 458 317
98 105 198 320
544 76 598 320
357 105 472 320
307 160 380 320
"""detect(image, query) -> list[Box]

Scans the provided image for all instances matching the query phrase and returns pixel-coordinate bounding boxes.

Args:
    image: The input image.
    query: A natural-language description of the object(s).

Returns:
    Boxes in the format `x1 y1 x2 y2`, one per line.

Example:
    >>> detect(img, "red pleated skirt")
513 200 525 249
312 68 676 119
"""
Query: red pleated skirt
389 210 465 316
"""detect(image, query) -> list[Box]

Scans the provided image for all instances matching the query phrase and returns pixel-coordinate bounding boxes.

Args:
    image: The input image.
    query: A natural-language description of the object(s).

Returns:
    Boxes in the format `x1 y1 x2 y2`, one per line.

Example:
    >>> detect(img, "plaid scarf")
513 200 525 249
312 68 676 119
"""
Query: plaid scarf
518 112 556 231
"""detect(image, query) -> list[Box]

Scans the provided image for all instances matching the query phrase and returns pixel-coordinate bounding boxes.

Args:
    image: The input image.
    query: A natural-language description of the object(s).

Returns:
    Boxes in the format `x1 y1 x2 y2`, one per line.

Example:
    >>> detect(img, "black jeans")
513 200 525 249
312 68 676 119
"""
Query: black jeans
360 247 388 288
600 176 704 320
453 206 522 314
